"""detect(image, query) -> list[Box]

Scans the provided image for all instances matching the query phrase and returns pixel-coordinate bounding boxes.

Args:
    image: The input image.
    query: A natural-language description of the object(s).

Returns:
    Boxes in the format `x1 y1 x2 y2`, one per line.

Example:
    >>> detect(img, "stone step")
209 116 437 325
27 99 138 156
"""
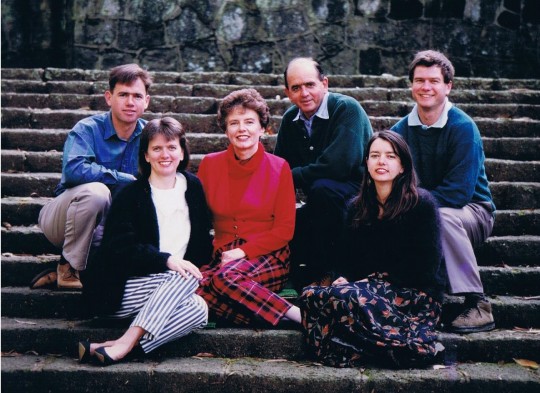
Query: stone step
2 94 540 120
2 253 537 297
3 127 540 161
4 354 539 393
3 149 538 182
2 108 539 138
3 67 540 90
3 171 538 211
2 317 539 365
3 87 540 109
2 190 538 236
3 223 539 267
475 235 540 266
0 285 538 327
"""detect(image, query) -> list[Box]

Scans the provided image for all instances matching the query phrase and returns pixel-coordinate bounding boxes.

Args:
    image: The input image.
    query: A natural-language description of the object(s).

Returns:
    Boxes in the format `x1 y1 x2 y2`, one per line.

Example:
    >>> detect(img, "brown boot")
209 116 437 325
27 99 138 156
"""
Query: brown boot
450 300 495 333
57 260 83 289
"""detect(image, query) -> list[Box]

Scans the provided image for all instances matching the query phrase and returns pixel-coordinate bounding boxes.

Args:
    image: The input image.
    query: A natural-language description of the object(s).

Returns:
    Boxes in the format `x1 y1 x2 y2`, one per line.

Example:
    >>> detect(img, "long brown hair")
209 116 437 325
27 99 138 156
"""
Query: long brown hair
351 130 419 226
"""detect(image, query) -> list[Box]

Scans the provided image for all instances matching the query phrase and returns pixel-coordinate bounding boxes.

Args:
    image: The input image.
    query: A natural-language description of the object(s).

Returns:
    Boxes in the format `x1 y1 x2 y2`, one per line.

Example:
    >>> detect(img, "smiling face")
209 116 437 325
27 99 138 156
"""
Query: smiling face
225 106 264 159
105 78 150 134
285 59 328 119
411 65 452 116
367 138 404 186
144 134 183 179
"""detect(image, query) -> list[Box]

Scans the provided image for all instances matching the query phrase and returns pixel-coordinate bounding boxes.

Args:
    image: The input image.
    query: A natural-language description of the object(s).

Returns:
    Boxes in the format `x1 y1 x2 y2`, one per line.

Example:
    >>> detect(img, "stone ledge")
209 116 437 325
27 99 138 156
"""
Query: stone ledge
2 355 539 393
2 317 540 364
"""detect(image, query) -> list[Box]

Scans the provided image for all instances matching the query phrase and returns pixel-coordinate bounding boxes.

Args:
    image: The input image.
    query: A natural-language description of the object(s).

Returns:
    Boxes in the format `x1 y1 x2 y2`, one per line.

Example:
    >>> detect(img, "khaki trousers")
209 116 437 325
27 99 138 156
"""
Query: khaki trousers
38 182 111 270
439 203 494 294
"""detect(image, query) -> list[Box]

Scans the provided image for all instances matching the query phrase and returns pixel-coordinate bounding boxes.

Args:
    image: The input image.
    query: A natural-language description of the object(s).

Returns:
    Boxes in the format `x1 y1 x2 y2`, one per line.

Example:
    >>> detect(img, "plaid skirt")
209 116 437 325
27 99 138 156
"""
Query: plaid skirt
299 273 442 368
196 239 292 326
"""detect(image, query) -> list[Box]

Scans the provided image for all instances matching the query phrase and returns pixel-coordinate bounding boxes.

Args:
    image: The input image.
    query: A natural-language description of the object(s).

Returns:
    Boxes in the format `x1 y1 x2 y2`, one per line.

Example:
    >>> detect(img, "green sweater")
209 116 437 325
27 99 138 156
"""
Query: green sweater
274 92 373 189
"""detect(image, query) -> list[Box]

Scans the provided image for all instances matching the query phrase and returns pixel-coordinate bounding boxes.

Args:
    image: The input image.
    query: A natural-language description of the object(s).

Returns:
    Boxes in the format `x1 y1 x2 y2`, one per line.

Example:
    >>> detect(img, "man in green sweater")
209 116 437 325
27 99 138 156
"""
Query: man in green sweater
392 50 495 333
274 57 373 290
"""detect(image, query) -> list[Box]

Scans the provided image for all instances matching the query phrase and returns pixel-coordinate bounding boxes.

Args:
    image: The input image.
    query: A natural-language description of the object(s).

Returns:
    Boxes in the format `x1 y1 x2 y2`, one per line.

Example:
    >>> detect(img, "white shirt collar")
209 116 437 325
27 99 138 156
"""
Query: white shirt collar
293 92 330 122
408 98 453 128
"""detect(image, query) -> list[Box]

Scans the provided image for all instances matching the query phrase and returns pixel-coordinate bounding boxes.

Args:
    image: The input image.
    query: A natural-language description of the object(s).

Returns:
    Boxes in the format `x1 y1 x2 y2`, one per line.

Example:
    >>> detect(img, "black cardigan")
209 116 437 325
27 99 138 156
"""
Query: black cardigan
81 171 213 316
337 188 445 302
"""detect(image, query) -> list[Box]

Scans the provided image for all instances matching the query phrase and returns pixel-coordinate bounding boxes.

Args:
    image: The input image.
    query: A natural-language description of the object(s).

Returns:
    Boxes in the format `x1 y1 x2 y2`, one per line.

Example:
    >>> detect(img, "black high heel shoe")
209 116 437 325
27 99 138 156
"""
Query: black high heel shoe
94 347 117 366
78 340 92 363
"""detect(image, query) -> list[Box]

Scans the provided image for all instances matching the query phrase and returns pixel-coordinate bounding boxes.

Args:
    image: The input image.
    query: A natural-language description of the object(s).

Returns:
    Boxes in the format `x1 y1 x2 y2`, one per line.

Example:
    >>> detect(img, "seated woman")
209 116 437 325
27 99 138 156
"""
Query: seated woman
299 130 445 368
79 117 213 365
196 88 301 326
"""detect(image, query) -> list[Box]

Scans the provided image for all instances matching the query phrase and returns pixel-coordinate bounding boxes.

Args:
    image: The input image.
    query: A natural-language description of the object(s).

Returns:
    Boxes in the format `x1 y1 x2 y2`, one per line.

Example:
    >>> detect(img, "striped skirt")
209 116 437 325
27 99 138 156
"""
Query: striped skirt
112 271 208 353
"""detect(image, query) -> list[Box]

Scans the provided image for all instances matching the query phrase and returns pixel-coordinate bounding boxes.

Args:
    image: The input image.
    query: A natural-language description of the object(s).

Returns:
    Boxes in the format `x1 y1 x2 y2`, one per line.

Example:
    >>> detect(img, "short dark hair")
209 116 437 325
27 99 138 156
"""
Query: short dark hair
217 88 270 132
408 50 455 84
352 130 419 225
283 57 325 89
138 117 190 179
109 63 153 93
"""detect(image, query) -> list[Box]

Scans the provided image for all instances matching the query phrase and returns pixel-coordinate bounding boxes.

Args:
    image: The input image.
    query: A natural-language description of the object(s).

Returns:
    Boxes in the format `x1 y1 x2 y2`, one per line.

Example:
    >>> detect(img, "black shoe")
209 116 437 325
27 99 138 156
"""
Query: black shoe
94 347 116 366
78 340 91 363
29 268 57 289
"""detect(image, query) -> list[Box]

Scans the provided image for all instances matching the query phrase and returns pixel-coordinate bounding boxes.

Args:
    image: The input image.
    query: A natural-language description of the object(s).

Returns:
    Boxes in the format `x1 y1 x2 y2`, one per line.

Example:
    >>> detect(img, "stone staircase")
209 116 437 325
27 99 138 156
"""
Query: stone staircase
1 68 539 392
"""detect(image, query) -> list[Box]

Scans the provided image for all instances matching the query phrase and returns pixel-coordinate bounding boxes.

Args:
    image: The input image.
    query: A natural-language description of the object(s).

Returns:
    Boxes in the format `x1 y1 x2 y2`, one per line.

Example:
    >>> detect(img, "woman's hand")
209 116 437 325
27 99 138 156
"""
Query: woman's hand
221 248 246 265
332 276 349 286
166 255 203 280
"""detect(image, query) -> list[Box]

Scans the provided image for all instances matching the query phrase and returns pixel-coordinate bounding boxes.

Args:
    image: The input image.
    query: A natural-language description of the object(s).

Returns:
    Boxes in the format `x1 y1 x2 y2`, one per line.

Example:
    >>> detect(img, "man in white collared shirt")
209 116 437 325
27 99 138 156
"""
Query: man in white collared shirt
274 57 373 290
392 50 496 334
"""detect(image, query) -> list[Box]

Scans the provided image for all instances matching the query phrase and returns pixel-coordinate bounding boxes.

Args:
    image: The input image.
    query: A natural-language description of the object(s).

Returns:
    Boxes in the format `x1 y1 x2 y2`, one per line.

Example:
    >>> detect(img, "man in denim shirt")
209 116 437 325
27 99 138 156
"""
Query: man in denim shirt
33 64 152 289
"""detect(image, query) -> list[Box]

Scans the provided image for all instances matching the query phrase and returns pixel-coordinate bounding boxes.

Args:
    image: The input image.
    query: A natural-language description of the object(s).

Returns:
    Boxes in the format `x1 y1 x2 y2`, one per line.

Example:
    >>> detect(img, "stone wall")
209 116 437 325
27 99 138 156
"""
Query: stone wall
2 0 539 78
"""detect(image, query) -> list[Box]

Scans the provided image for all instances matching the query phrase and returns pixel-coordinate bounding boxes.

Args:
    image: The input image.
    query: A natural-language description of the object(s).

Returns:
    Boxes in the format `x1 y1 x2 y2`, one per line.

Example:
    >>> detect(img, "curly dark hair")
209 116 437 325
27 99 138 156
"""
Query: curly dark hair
217 88 270 132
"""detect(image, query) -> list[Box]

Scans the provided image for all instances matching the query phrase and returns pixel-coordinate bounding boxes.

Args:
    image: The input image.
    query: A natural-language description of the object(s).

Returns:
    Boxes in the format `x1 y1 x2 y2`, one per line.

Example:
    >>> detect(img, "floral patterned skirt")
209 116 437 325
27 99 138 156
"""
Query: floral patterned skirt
299 273 443 368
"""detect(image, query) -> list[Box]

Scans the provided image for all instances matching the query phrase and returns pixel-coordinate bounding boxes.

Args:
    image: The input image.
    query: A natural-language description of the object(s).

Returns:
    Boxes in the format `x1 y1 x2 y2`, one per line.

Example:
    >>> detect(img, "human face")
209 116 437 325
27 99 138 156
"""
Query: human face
411 65 452 115
285 60 328 119
367 138 404 186
105 78 150 133
144 134 183 179
225 106 264 159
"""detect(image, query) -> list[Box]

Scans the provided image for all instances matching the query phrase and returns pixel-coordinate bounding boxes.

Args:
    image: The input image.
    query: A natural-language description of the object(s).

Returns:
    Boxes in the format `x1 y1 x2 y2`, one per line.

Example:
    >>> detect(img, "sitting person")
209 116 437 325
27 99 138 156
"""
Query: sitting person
299 130 445 368
196 88 301 326
34 63 152 290
392 50 495 333
79 117 213 365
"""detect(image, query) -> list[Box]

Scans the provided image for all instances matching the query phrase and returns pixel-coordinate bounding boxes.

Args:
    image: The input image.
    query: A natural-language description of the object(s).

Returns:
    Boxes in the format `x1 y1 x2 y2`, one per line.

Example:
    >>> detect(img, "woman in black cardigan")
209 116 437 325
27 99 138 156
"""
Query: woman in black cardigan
79 117 213 365
299 130 445 368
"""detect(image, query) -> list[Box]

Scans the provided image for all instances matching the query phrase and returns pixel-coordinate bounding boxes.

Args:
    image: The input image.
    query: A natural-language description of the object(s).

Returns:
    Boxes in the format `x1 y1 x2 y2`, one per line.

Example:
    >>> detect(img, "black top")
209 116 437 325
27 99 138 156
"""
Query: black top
338 188 445 301
81 171 213 316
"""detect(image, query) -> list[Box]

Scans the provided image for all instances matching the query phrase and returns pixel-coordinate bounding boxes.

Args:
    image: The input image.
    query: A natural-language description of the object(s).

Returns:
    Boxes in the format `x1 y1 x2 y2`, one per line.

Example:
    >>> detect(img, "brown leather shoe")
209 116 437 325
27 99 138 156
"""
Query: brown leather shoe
57 261 83 289
29 268 57 289
450 300 495 333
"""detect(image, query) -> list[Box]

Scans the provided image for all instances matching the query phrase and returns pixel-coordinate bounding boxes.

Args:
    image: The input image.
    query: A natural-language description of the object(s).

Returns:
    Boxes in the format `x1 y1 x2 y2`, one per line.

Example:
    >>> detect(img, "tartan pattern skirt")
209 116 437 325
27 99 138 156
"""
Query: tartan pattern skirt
299 273 442 368
196 239 292 326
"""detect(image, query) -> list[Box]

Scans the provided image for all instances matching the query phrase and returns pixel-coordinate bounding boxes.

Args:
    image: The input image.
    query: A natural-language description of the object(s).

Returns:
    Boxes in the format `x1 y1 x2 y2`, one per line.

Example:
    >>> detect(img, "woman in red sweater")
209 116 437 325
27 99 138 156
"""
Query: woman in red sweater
196 88 301 326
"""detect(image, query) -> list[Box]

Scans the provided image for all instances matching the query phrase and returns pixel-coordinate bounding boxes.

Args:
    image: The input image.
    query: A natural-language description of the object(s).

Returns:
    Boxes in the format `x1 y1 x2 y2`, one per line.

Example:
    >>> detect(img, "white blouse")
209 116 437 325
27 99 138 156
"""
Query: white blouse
150 174 191 258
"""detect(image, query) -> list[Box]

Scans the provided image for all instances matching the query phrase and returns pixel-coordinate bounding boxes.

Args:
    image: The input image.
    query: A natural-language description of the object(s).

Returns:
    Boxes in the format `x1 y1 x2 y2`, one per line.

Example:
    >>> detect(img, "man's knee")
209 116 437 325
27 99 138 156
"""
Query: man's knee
308 179 337 202
76 183 112 211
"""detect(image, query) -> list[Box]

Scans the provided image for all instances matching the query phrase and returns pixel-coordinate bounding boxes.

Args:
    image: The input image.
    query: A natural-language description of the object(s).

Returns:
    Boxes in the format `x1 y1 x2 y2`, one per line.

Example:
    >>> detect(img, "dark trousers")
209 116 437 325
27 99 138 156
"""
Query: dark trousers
290 178 359 291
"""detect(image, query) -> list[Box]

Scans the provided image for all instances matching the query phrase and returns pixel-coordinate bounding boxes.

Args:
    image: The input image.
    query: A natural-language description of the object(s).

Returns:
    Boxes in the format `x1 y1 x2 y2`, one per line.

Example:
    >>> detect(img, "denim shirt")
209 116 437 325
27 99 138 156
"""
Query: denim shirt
55 112 146 196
